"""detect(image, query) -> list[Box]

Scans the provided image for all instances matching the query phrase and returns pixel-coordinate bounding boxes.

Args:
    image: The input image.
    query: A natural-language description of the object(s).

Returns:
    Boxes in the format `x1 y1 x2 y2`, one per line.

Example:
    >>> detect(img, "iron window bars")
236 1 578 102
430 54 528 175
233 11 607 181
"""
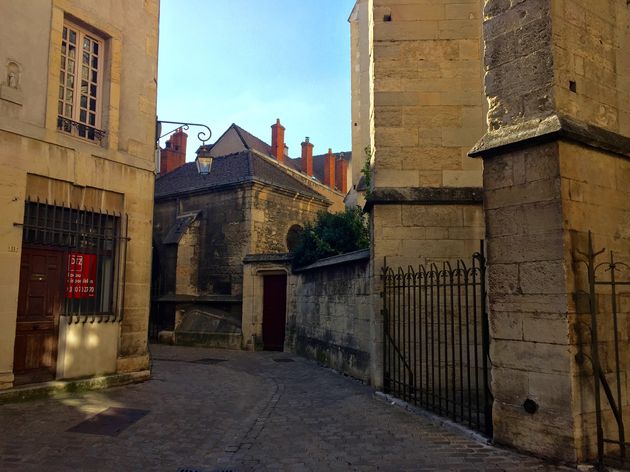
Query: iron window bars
18 198 128 323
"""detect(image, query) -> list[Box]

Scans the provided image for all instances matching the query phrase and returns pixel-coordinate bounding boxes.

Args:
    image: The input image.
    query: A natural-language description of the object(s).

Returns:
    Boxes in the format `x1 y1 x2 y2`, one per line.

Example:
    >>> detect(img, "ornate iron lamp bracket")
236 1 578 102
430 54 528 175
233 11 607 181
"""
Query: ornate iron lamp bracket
156 119 212 145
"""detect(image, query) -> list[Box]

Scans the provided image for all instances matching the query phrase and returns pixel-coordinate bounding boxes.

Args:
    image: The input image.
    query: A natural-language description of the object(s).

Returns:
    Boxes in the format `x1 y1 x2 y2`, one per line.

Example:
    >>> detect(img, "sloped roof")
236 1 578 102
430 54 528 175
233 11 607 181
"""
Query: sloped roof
229 124 304 173
206 123 350 181
155 150 327 202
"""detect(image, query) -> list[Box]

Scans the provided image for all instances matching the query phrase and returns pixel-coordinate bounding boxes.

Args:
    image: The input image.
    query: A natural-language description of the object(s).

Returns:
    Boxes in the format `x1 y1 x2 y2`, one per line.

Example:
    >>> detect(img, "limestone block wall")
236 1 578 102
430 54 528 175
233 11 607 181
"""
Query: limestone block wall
349 0 375 191
248 183 328 254
360 0 487 390
371 200 485 270
482 141 576 461
483 0 630 134
285 251 373 383
552 1 630 136
372 0 485 189
559 141 630 461
0 0 159 386
154 187 250 298
477 0 630 463
175 220 200 297
367 0 488 268
481 137 630 464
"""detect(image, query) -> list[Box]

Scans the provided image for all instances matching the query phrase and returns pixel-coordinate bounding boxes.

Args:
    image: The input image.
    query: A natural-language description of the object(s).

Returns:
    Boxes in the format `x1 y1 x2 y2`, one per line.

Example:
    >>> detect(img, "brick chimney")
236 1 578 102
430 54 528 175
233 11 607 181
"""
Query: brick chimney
335 155 348 194
271 118 285 163
160 127 188 174
300 137 314 176
323 148 336 189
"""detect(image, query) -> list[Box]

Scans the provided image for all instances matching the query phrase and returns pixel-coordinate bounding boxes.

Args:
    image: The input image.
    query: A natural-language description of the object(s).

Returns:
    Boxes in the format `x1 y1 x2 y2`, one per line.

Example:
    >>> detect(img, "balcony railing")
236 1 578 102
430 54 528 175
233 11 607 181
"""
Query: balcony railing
57 116 106 143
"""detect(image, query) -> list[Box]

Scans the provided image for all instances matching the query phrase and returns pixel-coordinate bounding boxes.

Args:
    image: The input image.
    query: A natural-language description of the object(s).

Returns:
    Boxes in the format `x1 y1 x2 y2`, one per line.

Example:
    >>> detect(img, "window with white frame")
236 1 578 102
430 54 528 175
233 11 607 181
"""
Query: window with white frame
57 22 105 142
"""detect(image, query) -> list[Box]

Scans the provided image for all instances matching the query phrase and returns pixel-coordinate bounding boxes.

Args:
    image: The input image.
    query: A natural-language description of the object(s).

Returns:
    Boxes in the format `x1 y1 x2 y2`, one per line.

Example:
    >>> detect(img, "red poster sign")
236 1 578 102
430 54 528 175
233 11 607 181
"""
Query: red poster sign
66 253 97 298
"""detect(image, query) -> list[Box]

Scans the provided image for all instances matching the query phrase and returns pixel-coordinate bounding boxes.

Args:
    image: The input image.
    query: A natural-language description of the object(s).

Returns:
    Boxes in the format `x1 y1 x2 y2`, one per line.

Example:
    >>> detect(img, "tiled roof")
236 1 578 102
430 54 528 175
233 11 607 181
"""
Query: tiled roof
155 150 327 201
211 124 350 181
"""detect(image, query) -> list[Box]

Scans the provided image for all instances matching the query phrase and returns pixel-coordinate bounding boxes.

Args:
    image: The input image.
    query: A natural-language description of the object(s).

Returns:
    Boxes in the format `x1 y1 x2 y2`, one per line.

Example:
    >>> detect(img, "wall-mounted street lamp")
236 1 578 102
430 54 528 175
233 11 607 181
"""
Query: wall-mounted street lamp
155 118 213 175
195 144 213 175
155 119 212 145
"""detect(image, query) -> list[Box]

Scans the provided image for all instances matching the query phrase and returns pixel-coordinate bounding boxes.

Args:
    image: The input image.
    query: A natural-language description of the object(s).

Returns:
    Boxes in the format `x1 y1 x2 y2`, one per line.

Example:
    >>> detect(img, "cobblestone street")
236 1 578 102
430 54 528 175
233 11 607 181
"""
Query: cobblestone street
0 345 573 471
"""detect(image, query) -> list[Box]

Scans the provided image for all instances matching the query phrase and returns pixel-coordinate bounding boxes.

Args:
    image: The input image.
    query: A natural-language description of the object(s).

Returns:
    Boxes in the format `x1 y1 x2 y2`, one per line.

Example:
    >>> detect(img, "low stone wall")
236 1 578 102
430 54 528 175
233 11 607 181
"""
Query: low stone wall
286 250 373 383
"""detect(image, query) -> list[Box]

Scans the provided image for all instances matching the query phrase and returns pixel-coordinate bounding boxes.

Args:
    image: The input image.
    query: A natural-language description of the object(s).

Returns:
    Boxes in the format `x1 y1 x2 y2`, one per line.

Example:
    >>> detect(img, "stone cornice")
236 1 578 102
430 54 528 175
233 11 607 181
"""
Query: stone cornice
364 187 483 212
469 114 630 159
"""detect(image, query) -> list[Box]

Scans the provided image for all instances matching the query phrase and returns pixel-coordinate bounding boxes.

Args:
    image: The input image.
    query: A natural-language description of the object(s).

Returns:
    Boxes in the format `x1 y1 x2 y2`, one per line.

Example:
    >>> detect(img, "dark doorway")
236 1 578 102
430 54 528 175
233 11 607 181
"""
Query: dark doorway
262 274 287 351
14 247 64 385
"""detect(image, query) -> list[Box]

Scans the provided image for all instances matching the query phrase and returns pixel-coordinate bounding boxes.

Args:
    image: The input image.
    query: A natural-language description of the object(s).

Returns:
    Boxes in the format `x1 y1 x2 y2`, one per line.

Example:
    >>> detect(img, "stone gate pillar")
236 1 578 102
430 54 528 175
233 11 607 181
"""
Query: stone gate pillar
471 0 630 464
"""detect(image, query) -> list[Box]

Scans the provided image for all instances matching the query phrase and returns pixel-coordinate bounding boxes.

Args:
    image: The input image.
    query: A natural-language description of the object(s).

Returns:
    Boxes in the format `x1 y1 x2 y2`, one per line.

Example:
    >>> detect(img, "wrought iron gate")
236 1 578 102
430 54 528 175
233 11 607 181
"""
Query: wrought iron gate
381 244 493 436
575 232 628 469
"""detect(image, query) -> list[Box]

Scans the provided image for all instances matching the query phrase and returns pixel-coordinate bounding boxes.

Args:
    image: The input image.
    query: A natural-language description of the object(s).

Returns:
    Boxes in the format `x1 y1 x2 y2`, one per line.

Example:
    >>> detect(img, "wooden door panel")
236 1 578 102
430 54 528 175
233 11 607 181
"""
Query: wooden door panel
262 274 287 351
14 247 63 382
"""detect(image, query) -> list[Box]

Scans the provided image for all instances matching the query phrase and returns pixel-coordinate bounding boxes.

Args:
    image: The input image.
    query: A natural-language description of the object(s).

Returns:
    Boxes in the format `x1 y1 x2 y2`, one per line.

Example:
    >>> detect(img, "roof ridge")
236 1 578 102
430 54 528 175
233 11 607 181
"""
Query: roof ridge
249 148 343 196
248 150 329 202
232 124 251 150
233 124 273 154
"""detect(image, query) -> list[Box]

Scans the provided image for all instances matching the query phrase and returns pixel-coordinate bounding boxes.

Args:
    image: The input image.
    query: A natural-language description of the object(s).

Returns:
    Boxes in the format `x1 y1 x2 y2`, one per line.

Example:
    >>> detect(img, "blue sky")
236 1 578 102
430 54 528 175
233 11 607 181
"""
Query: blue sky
157 0 355 161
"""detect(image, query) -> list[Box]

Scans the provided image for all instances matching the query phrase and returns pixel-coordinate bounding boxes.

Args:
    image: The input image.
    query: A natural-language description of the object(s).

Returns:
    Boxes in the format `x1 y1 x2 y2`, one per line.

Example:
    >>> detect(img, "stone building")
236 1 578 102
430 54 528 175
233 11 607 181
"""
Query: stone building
348 0 630 466
152 121 349 350
0 0 159 389
471 0 630 465
349 0 486 384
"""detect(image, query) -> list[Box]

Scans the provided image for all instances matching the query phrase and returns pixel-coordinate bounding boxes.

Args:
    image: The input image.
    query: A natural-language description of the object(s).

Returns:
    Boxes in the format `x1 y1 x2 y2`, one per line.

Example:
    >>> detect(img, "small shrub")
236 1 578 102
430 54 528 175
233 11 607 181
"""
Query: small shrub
291 207 369 268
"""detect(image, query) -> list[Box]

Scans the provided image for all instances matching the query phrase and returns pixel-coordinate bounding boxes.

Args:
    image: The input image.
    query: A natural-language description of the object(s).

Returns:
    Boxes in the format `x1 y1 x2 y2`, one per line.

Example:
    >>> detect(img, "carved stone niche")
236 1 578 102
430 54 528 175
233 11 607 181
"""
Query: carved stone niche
1 60 23 105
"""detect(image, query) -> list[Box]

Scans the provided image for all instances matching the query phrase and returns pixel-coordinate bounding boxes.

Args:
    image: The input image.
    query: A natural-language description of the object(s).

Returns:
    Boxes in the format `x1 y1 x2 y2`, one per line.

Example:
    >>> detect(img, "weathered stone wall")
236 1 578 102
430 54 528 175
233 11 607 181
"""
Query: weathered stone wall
154 187 250 298
0 0 159 387
553 1 630 135
483 0 554 130
482 141 575 461
482 0 630 135
371 199 485 269
249 182 329 254
477 0 630 464
364 0 487 389
372 0 485 189
481 133 630 465
559 141 630 461
285 251 373 383
349 0 375 206
154 183 331 350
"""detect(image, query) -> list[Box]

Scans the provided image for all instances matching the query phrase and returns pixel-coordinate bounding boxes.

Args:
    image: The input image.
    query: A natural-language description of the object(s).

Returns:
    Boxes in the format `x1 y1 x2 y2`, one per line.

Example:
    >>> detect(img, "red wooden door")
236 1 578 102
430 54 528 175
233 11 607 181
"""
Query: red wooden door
262 274 287 351
13 247 63 384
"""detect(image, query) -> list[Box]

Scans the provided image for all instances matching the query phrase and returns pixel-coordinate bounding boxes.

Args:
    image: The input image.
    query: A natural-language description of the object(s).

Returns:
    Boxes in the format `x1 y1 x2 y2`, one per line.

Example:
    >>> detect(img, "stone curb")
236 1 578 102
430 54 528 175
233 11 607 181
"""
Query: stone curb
374 390 492 446
0 370 151 405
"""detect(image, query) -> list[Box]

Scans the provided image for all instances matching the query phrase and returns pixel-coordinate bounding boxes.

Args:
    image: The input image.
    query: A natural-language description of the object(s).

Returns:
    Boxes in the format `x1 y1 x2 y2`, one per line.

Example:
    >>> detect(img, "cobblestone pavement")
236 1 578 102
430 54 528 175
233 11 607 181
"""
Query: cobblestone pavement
0 345 574 472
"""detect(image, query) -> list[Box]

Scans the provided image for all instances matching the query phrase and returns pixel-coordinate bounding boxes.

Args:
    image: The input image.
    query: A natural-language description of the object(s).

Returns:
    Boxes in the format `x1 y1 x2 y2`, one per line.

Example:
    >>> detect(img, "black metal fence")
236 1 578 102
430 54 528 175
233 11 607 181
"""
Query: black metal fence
381 245 492 436
575 232 628 469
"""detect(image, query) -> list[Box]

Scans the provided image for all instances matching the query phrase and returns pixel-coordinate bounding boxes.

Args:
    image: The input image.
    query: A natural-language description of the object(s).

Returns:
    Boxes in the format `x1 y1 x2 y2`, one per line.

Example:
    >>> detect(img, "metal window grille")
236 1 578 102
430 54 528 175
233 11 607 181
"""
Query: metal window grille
18 198 128 323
